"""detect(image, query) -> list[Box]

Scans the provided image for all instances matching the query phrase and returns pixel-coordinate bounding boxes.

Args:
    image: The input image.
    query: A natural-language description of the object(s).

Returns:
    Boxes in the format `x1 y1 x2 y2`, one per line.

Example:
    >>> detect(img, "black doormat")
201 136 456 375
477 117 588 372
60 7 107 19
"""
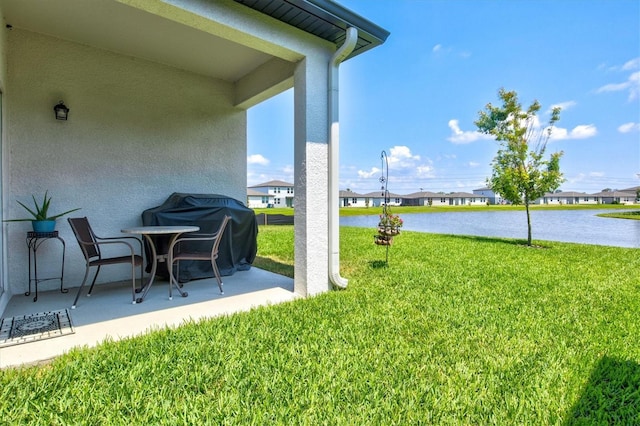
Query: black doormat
0 309 74 348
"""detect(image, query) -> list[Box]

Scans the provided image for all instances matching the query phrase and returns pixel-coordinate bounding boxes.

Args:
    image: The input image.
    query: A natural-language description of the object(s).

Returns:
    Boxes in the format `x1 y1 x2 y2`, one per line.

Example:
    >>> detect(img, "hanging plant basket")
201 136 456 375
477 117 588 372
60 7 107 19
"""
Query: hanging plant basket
374 235 393 246
377 225 401 236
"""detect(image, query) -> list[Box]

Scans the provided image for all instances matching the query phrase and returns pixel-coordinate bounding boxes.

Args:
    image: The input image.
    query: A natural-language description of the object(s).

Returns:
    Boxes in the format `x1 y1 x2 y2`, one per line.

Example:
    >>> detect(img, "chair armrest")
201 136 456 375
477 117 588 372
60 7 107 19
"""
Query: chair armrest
95 235 143 254
79 239 139 255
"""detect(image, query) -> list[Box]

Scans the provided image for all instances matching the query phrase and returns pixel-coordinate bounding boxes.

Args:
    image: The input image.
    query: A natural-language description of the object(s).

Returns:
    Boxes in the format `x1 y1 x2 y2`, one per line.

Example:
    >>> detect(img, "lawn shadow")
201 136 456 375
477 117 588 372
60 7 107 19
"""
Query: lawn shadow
252 256 294 278
564 356 640 425
443 233 552 249
368 260 389 269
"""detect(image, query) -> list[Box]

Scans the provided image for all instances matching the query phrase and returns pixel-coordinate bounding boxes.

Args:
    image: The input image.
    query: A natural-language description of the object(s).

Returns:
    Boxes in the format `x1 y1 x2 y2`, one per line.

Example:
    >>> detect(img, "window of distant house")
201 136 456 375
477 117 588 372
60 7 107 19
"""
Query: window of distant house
262 196 268 203
275 187 281 194
275 198 281 204
352 198 357 204
584 197 589 202
287 187 293 194
470 198 476 202
440 198 446 203
394 198 400 204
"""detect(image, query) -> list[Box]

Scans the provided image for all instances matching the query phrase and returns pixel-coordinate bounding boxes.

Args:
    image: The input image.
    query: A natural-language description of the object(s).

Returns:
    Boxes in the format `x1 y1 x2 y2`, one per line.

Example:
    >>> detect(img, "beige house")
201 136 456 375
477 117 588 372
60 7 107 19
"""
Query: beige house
339 190 368 207
534 191 598 205
0 0 389 315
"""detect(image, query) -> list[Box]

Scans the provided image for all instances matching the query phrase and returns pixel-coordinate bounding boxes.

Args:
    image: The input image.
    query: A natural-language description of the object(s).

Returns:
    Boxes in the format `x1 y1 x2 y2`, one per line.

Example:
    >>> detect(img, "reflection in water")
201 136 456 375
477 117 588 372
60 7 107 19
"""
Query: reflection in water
340 209 640 248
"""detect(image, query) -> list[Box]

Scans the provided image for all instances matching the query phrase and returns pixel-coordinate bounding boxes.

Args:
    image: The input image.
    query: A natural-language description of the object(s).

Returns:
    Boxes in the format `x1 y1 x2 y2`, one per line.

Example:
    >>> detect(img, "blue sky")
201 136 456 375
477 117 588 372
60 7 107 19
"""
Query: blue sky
247 0 640 195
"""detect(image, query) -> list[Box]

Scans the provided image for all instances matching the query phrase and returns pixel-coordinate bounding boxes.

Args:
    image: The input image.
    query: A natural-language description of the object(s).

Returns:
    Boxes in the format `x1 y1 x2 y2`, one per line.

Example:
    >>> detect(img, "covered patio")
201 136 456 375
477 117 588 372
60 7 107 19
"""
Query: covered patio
1 267 296 368
0 0 388 368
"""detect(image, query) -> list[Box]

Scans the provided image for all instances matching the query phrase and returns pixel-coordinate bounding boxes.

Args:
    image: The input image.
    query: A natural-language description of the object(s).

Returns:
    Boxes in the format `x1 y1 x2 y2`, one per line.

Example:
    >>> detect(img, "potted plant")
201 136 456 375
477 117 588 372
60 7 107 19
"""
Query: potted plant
377 212 403 237
4 191 80 233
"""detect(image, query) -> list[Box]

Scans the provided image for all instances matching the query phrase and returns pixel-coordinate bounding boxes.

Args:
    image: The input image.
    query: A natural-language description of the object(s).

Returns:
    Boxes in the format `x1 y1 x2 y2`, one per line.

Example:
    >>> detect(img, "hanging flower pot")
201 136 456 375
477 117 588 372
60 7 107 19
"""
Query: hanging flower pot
374 235 393 246
377 224 401 236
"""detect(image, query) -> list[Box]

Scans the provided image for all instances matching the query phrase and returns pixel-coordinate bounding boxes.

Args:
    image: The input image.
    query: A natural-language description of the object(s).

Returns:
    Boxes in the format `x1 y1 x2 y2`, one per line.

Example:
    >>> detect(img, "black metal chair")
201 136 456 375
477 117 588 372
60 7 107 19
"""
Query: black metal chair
167 215 231 298
67 217 144 308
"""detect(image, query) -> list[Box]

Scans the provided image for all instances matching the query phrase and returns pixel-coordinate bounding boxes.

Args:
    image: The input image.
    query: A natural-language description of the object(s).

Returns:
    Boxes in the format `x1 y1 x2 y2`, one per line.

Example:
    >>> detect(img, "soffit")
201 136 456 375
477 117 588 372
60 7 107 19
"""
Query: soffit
1 0 388 82
0 0 273 82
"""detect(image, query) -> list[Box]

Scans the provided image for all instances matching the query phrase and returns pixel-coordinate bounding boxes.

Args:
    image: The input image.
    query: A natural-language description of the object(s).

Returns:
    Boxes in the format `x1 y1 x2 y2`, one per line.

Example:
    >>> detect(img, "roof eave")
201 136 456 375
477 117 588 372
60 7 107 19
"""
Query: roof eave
232 0 389 59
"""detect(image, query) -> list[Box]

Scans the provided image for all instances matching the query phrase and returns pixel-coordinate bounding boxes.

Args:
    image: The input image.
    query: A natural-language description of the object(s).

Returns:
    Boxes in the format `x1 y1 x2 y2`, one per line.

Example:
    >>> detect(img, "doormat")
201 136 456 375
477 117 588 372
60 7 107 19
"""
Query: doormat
0 309 74 348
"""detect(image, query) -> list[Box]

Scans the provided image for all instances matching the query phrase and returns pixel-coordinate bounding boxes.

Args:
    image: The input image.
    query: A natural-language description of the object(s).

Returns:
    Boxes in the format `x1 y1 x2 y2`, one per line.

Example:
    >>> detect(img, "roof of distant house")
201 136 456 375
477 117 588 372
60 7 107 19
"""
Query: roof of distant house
249 180 294 188
403 191 441 199
247 188 267 196
590 190 636 197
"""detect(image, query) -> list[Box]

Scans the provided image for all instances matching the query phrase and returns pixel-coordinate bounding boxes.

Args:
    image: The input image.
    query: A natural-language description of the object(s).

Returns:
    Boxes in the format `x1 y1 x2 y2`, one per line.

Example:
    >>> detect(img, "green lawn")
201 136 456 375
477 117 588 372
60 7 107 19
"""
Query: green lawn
1 226 638 424
598 210 640 220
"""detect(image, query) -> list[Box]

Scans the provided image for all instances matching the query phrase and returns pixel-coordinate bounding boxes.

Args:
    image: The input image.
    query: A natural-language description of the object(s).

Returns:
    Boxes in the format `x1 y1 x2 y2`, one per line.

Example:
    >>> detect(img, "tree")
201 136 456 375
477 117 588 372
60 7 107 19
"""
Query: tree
475 88 564 246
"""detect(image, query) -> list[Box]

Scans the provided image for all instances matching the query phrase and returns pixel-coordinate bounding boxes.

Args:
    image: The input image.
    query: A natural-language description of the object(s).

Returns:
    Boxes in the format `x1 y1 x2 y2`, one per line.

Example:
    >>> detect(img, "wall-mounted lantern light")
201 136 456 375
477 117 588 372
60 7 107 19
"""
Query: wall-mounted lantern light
53 101 69 121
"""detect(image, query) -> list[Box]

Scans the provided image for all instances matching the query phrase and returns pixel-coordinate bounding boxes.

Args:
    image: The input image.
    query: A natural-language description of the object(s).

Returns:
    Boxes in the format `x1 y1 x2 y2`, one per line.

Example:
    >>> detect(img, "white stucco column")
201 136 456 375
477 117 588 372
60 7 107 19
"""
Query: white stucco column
293 55 331 297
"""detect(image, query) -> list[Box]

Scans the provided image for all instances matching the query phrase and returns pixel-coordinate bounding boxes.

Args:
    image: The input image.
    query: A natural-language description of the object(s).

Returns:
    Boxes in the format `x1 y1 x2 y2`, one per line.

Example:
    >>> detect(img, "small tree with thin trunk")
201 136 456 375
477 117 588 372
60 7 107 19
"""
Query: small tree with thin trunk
475 88 564 246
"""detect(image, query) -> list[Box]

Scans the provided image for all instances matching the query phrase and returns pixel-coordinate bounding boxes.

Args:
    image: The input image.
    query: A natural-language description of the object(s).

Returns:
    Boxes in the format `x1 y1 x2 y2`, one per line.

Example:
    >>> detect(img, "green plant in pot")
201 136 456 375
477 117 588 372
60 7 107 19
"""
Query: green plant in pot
4 191 80 233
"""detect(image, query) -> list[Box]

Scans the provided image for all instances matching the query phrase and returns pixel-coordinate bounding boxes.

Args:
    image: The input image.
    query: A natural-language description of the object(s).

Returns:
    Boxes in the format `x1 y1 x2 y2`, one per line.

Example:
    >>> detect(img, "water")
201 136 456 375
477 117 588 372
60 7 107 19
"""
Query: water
340 209 640 248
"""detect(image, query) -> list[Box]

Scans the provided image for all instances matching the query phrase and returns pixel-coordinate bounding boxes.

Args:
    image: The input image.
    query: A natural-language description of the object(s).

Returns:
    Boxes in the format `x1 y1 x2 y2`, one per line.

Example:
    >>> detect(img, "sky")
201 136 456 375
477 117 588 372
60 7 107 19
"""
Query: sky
246 0 640 195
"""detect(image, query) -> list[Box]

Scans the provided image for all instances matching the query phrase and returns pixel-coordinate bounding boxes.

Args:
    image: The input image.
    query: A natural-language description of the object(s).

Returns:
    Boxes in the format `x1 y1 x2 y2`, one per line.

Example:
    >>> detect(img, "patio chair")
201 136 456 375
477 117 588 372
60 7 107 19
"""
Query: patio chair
67 217 144 309
167 215 231 297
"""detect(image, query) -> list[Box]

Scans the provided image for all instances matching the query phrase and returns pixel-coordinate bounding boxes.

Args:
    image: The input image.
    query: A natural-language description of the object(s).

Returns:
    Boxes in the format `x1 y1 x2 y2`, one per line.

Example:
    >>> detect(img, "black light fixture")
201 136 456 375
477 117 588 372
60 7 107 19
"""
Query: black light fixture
53 101 69 121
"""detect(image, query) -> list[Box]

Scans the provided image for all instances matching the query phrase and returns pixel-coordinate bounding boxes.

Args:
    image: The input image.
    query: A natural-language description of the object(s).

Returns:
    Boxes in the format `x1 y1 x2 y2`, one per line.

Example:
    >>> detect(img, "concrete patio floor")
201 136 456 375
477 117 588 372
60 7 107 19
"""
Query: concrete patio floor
0 268 296 369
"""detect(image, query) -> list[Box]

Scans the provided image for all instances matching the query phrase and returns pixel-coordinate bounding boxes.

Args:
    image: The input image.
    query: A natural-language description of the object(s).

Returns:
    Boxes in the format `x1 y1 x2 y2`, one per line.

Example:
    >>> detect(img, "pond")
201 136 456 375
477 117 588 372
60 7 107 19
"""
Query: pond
340 209 640 248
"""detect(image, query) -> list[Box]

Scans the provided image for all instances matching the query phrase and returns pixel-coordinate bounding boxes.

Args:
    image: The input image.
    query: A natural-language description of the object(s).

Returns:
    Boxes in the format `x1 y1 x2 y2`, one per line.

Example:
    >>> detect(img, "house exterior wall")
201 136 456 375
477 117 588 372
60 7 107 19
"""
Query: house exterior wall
251 184 294 207
466 197 487 206
473 189 500 205
340 196 368 207
578 197 598 205
3 29 246 297
247 195 273 208
430 197 448 206
0 13 6 305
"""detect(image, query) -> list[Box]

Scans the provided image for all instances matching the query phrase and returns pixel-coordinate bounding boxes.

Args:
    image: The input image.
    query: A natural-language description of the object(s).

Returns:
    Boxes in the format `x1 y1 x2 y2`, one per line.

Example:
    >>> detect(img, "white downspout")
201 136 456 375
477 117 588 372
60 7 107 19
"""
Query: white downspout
329 27 358 289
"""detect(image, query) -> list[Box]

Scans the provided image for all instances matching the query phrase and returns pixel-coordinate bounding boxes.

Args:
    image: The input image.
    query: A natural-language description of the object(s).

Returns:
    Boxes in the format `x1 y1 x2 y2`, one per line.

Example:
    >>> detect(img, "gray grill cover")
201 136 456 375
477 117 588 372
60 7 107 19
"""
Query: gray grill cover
142 193 257 282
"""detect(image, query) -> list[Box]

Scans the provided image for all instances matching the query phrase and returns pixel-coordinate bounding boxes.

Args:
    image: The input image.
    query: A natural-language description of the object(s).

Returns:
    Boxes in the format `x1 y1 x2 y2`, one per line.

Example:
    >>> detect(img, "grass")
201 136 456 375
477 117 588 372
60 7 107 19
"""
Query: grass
597 210 640 220
1 226 639 424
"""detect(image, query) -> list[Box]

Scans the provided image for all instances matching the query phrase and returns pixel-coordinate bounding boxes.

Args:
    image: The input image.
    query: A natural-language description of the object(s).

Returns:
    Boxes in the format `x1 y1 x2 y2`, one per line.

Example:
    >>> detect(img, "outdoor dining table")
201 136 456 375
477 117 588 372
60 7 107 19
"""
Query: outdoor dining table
121 225 199 303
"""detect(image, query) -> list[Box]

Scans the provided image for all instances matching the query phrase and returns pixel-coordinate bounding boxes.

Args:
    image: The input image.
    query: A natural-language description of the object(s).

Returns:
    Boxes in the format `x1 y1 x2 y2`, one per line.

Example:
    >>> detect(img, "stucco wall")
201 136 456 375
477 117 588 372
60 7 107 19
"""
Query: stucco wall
4 29 247 296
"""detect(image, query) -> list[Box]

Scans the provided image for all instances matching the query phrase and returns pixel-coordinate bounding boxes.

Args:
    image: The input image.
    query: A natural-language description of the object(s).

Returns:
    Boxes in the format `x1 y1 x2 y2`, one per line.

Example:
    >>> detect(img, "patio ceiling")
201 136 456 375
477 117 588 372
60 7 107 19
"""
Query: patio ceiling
0 0 274 83
1 0 388 84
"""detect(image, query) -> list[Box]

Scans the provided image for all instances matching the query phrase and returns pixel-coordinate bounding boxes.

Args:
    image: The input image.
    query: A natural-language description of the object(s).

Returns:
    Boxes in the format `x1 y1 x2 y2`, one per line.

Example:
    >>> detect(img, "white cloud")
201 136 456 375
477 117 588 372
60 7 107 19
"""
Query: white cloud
357 167 380 179
596 57 640 101
432 43 469 58
618 122 640 133
550 124 597 140
387 145 420 166
416 164 435 177
447 119 492 144
247 154 269 165
548 101 576 113
468 161 480 167
282 164 294 174
590 171 605 177
622 57 640 71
